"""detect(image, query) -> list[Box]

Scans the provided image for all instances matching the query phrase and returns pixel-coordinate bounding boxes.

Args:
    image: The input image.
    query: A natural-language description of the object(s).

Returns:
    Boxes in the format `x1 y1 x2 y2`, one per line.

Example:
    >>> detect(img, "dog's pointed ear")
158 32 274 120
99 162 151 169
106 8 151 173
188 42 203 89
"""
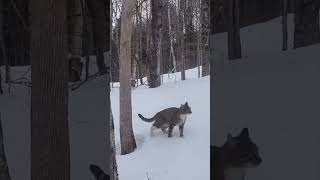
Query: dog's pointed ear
240 128 249 137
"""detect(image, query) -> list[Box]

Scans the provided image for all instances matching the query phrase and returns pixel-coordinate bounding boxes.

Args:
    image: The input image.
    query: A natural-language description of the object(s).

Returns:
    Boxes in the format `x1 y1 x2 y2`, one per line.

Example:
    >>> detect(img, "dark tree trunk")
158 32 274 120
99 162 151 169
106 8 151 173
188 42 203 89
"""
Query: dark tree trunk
209 0 215 77
294 0 320 48
179 0 186 80
86 0 108 74
0 0 9 83
282 0 288 50
0 113 11 180
30 0 70 179
227 0 242 60
149 0 162 88
202 0 210 77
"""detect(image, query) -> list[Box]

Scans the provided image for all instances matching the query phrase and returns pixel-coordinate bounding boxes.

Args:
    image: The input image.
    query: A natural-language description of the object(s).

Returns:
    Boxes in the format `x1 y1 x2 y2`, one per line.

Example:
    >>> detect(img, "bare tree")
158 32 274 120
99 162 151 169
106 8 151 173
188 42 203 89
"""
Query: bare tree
168 0 177 73
86 0 109 74
282 0 288 50
201 0 210 77
0 0 9 84
179 0 186 80
0 113 11 180
148 0 163 87
68 0 84 82
30 0 70 179
119 0 137 155
227 0 242 60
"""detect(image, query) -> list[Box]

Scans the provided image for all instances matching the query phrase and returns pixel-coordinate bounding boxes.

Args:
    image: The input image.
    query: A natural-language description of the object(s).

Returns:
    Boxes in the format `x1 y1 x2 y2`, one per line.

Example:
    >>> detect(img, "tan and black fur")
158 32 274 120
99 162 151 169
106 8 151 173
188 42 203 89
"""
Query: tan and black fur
211 128 262 180
138 102 192 137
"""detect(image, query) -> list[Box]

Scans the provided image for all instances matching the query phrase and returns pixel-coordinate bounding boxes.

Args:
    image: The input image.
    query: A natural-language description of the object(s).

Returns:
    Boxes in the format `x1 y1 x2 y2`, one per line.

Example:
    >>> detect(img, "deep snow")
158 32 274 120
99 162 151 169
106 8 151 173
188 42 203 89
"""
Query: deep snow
0 63 210 180
111 68 210 180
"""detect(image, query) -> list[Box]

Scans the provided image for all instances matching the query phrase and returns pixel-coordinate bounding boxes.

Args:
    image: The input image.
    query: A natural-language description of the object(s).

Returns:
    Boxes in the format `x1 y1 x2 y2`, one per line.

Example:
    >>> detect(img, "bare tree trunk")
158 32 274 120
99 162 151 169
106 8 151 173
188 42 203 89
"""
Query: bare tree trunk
227 0 242 60
201 0 210 77
87 0 108 74
30 0 70 179
110 109 119 180
0 0 9 84
294 0 320 48
282 0 288 50
197 0 202 78
180 0 186 80
0 113 11 180
209 0 215 77
168 0 177 73
68 0 84 82
149 0 162 88
119 0 137 155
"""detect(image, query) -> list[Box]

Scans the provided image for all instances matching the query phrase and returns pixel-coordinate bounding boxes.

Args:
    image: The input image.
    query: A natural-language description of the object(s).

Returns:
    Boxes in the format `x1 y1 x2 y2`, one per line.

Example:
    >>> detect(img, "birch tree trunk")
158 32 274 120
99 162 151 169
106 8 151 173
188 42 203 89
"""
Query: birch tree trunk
0 113 11 180
119 0 137 155
30 0 70 179
168 0 177 73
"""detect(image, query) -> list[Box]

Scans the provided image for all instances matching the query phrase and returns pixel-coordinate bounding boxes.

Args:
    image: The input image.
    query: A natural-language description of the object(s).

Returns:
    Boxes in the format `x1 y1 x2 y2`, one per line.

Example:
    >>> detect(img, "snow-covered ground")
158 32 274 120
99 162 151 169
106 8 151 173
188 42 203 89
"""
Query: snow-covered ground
0 60 110 180
213 14 320 180
111 68 210 180
0 63 209 180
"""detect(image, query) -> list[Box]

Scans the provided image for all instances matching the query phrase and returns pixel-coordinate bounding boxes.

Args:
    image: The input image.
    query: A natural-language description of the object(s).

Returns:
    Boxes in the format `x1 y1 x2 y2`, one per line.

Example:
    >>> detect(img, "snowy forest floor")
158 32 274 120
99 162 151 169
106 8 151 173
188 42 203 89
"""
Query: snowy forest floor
0 63 209 180
111 68 210 180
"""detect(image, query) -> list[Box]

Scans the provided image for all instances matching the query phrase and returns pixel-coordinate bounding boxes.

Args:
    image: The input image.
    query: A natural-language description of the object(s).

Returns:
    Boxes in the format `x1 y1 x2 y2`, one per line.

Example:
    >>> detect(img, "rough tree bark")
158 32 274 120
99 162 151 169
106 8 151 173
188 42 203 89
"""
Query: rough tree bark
119 0 137 155
0 113 11 180
282 0 288 50
227 0 242 60
30 0 70 179
201 0 210 76
209 0 215 77
294 0 320 48
179 0 186 80
148 0 163 88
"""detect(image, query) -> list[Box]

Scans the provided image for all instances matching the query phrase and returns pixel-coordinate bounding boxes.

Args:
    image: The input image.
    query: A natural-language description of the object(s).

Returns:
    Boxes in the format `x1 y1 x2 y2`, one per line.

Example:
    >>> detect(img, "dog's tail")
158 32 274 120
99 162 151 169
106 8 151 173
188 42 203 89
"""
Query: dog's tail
89 164 110 180
138 113 155 122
